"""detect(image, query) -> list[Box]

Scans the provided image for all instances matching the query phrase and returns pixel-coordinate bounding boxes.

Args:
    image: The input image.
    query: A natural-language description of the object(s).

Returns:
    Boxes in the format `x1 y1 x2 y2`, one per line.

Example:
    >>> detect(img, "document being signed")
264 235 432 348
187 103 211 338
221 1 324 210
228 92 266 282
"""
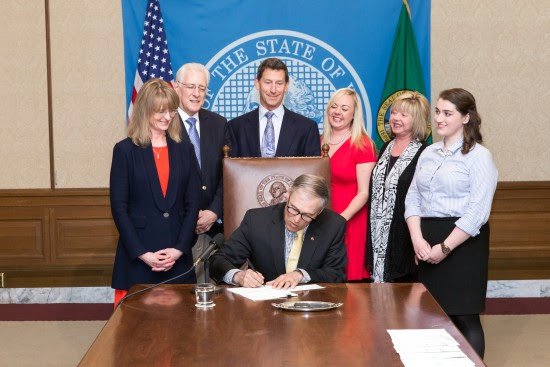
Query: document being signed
226 284 324 301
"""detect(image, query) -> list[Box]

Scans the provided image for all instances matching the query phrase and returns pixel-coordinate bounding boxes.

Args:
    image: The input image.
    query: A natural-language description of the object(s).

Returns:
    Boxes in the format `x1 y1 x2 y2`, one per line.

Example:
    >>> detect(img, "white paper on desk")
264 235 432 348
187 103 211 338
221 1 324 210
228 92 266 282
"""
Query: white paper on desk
387 329 475 367
399 351 468 360
226 284 324 301
387 329 459 346
291 284 324 291
394 345 461 354
399 357 474 367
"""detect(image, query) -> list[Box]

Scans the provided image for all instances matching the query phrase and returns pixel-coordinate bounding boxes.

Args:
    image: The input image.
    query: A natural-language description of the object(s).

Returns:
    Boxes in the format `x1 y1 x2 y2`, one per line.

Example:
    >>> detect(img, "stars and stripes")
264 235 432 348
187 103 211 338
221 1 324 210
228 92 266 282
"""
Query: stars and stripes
128 0 174 118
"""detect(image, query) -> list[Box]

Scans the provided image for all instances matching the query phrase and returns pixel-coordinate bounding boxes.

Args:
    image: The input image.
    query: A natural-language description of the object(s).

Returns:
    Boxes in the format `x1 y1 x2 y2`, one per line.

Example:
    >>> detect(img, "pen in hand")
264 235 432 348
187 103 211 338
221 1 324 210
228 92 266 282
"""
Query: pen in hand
253 270 266 285
244 260 264 287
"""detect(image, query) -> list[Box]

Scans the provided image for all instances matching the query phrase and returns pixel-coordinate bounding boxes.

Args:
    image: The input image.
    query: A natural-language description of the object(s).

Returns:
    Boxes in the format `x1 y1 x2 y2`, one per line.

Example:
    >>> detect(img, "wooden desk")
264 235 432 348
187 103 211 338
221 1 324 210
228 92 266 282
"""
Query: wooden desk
79 283 485 366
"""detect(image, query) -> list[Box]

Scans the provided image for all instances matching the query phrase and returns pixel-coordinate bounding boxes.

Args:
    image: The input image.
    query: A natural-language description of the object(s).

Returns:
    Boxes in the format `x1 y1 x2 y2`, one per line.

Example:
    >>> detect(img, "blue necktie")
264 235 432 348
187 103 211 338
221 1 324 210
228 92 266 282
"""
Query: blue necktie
261 111 275 157
186 117 201 168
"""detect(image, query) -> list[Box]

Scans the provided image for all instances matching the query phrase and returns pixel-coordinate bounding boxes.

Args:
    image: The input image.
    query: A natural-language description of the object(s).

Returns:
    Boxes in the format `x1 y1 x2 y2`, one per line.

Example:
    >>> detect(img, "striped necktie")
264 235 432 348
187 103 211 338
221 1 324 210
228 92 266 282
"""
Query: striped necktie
186 117 201 168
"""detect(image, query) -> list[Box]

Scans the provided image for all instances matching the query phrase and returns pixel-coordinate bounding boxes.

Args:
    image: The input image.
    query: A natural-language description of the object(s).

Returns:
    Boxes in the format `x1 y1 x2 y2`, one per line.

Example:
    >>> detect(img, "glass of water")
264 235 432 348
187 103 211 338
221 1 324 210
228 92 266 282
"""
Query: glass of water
195 283 216 309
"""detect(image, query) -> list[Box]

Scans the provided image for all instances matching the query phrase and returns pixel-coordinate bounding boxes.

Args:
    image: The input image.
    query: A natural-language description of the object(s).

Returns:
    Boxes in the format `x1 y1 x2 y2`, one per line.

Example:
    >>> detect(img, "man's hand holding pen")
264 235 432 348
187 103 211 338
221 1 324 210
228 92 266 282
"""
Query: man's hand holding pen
233 269 265 288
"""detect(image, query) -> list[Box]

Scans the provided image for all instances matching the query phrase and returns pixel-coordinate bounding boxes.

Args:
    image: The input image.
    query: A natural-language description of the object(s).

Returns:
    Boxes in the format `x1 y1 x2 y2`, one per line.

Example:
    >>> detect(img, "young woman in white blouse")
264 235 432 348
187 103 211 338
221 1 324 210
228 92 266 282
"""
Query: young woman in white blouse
405 88 498 358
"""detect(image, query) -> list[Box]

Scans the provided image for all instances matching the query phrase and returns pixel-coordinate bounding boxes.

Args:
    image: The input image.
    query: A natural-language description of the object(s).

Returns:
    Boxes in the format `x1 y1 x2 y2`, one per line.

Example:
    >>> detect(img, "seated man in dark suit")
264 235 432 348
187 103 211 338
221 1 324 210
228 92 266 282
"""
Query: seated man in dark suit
228 58 321 157
210 174 347 289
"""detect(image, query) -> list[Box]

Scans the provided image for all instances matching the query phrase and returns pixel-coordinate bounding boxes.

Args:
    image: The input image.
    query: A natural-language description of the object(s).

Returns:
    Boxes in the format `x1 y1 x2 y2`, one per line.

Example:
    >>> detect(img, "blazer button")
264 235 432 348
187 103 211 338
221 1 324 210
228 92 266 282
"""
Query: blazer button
163 212 170 218
202 186 207 190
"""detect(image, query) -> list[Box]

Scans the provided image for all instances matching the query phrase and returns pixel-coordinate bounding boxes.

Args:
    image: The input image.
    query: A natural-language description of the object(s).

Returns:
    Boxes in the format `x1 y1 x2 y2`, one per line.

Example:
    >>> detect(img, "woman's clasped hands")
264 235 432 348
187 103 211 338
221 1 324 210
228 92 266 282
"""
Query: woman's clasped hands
139 248 183 271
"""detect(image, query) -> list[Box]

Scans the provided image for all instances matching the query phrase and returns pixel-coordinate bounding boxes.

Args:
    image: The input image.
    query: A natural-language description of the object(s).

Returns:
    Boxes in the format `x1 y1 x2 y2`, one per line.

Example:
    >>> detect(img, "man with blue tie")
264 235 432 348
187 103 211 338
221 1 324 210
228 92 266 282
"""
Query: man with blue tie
174 63 229 280
228 58 321 158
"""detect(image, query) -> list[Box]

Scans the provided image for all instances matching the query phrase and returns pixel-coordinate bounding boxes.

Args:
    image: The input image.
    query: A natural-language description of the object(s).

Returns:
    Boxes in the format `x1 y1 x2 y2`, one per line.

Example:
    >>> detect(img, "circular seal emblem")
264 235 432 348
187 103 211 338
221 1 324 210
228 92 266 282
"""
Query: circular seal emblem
256 174 294 207
205 30 372 135
376 90 408 143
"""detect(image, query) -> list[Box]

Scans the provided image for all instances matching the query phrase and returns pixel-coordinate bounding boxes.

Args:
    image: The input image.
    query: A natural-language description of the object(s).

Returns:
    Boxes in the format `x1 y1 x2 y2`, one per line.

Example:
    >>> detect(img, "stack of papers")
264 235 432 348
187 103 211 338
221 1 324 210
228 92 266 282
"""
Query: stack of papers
226 284 324 301
387 329 475 367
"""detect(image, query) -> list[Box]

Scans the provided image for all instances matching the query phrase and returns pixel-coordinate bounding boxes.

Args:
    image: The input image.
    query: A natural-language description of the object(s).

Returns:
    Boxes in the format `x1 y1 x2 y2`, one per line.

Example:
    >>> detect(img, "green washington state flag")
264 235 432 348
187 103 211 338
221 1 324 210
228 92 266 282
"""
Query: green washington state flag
375 1 431 149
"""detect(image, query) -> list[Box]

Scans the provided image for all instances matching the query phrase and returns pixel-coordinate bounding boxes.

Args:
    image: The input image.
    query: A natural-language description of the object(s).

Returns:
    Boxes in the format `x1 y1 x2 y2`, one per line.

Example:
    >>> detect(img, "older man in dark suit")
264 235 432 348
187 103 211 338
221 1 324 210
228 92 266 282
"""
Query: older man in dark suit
174 63 229 280
210 174 347 289
228 58 321 158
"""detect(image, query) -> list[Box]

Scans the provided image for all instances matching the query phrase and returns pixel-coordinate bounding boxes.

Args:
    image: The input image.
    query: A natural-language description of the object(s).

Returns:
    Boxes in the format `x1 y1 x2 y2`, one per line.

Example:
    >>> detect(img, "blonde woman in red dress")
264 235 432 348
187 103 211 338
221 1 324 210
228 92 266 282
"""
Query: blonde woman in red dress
321 88 376 281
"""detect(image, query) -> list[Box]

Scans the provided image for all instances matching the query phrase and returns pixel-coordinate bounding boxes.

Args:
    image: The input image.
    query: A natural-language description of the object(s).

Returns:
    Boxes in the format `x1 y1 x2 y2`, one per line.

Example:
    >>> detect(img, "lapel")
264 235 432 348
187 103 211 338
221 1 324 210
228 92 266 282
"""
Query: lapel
297 212 323 269
142 142 168 212
275 107 293 156
197 109 210 169
164 137 179 209
269 204 287 275
245 109 261 157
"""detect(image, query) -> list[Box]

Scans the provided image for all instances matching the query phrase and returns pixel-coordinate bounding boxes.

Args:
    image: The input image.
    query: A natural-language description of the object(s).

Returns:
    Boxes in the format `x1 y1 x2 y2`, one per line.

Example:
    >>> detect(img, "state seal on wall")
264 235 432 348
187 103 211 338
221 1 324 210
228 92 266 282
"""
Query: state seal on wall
376 90 408 143
205 30 372 135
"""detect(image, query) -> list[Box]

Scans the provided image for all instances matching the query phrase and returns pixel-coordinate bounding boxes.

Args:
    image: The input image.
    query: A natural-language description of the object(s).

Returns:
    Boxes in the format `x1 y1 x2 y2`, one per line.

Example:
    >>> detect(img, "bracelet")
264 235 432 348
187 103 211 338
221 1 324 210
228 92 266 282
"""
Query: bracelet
440 241 451 255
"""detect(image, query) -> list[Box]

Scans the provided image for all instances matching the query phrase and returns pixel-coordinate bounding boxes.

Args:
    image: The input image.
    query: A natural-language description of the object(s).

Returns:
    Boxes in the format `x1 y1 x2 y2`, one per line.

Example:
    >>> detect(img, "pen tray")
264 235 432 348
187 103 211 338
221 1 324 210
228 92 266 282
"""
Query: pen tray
272 301 343 311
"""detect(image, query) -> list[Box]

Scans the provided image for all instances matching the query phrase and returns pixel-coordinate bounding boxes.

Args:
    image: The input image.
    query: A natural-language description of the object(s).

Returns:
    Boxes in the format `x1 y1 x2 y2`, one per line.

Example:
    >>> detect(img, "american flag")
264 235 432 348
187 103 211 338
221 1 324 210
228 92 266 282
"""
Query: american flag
128 0 174 117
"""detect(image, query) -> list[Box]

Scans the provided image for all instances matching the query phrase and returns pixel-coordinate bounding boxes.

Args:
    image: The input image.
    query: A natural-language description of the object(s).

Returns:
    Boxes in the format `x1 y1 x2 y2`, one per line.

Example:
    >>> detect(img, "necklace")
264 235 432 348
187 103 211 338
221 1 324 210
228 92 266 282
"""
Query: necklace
151 133 167 159
152 147 162 159
329 130 351 145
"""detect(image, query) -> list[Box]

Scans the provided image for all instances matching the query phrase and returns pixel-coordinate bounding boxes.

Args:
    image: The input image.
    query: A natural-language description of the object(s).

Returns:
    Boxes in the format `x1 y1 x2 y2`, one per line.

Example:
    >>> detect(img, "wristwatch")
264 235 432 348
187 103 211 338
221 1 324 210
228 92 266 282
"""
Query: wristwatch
440 241 451 255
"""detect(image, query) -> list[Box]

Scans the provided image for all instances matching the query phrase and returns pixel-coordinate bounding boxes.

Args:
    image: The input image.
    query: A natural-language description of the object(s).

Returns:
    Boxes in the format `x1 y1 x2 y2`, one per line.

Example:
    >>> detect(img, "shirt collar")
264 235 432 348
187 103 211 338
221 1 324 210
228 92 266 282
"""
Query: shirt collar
448 137 464 153
438 137 463 156
284 224 309 237
177 107 199 124
259 104 285 120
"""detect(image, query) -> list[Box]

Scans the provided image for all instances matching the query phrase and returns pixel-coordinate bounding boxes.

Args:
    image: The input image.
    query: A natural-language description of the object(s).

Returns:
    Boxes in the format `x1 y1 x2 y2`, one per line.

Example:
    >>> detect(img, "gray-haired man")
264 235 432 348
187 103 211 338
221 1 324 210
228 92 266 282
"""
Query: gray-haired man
210 174 347 289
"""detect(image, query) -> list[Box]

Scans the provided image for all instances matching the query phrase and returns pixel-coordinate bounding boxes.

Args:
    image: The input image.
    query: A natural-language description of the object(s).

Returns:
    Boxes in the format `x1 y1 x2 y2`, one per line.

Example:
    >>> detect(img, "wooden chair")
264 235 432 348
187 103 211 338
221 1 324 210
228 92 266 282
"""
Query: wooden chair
222 145 331 238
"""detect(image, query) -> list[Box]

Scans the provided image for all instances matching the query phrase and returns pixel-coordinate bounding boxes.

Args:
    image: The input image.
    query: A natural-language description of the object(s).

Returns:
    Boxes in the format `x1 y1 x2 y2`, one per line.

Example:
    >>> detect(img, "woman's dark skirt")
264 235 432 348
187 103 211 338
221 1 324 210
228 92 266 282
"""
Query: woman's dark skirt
419 217 489 315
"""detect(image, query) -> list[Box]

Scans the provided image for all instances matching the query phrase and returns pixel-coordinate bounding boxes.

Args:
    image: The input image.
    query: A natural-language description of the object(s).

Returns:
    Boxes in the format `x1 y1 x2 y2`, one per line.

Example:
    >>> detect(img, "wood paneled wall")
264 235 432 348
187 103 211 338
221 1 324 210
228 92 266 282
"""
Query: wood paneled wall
0 189 116 287
0 182 549 287
488 182 550 279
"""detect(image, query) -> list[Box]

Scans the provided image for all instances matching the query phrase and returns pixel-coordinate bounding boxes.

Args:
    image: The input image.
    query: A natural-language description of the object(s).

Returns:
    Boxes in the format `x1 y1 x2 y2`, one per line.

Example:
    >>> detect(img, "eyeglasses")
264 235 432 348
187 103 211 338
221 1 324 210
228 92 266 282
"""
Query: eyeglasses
176 81 207 93
286 203 317 223
155 110 178 118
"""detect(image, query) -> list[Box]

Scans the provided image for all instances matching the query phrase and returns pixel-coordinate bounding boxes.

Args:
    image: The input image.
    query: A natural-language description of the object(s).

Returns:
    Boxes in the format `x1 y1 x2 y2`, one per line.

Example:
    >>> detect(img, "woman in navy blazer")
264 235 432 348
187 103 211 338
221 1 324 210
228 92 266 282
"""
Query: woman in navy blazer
110 79 200 298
